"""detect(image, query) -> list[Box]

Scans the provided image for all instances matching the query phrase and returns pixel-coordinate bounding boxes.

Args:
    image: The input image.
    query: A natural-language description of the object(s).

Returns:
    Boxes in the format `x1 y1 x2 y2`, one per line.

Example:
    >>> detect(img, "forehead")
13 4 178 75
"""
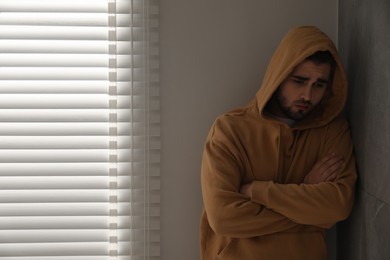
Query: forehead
291 60 331 79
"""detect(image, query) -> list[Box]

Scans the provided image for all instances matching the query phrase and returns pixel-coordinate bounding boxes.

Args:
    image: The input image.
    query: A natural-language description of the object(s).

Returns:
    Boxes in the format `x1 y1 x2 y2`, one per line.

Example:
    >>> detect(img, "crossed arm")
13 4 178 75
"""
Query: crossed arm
201 118 357 238
240 153 344 196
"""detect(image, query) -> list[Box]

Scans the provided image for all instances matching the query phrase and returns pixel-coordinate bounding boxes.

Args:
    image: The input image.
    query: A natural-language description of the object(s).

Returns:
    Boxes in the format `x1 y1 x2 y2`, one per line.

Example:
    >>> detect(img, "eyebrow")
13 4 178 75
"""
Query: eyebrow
291 75 329 84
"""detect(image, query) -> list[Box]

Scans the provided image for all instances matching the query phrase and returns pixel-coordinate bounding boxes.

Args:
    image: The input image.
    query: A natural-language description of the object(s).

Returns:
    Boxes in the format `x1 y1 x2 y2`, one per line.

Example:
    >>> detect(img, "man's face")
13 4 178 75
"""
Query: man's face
274 60 331 121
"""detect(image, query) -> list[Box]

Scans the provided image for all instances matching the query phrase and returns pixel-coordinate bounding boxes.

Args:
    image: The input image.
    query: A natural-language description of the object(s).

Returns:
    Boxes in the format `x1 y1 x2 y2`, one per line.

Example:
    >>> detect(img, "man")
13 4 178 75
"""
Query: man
200 26 357 259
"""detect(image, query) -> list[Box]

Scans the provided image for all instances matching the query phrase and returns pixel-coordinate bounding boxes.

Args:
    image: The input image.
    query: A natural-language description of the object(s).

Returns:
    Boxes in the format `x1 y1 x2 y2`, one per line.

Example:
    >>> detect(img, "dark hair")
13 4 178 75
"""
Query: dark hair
306 51 336 82
305 51 335 67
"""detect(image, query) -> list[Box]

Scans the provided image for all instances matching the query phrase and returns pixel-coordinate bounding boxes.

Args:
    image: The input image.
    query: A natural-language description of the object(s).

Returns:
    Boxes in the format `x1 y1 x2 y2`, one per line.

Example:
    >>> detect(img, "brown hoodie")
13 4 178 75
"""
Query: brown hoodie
200 26 357 260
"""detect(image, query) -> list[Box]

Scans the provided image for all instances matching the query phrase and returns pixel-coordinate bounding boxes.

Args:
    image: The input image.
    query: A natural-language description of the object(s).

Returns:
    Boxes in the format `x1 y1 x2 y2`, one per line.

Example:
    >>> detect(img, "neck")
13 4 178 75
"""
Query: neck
265 97 295 126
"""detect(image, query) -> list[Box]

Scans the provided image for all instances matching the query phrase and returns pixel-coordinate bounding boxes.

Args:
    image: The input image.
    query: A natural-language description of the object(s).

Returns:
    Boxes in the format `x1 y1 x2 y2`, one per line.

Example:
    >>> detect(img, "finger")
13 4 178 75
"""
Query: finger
321 160 344 179
318 155 344 172
314 153 341 170
311 159 342 181
324 165 343 182
324 174 336 182
324 170 339 182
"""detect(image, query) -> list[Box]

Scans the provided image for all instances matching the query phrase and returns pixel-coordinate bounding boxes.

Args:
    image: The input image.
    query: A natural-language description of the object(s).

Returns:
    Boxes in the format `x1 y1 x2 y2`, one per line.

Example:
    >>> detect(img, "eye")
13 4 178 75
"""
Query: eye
294 79 305 84
290 75 308 86
313 82 327 88
291 78 305 85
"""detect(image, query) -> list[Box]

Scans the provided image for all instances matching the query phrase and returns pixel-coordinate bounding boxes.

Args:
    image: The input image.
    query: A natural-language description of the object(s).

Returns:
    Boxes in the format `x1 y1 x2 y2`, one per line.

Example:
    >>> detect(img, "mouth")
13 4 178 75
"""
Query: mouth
295 102 310 111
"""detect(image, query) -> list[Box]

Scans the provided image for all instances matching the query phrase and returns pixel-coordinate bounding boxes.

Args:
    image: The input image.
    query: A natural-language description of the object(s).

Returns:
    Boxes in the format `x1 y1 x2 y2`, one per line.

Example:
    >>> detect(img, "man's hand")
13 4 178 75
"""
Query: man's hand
304 153 344 184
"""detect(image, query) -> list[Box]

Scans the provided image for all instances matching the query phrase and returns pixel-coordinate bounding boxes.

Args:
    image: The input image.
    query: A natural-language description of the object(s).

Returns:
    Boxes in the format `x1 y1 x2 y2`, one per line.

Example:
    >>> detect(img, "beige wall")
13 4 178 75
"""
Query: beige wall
160 1 338 259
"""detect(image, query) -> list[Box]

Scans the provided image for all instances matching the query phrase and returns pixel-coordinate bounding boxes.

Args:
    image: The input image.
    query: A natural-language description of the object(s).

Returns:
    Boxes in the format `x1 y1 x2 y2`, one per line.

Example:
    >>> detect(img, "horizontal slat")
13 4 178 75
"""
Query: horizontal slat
0 80 108 93
0 175 160 189
0 255 160 260
0 230 110 243
0 68 147 80
0 163 108 176
0 122 160 136
0 256 160 260
0 136 158 149
0 54 108 67
0 203 161 216
0 242 160 258
0 256 108 260
0 203 108 216
0 149 160 164
0 162 160 176
0 109 160 123
0 136 108 149
0 81 157 95
0 94 108 108
0 26 108 40
0 0 156 16
0 176 108 189
0 150 108 163
0 123 108 135
0 215 160 230
0 216 112 229
0 242 107 257
0 0 151 13
0 40 108 53
0 67 108 80
0 13 146 27
0 109 108 122
0 203 160 217
0 13 108 26
0 190 108 203
0 27 147 41
0 190 161 204
0 0 107 12
0 95 148 109
0 54 144 68
0 229 160 243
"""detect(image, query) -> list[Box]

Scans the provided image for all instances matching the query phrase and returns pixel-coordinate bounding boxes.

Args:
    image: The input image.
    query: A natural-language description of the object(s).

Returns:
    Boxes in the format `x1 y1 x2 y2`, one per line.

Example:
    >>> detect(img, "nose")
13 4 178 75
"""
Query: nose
300 86 312 101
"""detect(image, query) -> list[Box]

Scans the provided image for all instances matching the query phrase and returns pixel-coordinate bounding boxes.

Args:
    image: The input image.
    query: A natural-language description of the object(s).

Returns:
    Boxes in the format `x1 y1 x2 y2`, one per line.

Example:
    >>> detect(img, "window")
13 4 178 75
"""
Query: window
0 0 160 259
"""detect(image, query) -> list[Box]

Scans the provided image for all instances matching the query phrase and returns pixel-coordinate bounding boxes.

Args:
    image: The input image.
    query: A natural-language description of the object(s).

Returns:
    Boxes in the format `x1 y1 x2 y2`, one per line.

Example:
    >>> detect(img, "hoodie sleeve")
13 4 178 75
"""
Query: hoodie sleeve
250 118 357 228
201 120 323 238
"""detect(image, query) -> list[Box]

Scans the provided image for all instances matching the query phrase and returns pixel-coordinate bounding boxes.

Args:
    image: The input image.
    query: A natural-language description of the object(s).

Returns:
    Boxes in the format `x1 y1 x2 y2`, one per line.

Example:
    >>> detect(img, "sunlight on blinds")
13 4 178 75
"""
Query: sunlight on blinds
0 0 160 259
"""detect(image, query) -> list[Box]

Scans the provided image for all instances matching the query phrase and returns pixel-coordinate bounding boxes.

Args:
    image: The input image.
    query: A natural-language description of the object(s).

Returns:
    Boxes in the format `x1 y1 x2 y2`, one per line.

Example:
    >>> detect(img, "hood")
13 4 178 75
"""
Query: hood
256 26 348 129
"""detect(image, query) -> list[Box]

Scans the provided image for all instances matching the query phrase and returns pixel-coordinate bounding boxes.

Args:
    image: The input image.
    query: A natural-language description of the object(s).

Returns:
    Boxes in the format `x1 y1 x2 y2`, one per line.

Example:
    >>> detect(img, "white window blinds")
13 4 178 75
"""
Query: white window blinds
0 0 160 259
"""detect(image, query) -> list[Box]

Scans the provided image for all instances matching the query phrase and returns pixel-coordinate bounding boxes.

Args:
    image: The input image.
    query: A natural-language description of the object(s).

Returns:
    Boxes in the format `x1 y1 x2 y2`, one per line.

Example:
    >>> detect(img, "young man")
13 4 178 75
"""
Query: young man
200 26 357 260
